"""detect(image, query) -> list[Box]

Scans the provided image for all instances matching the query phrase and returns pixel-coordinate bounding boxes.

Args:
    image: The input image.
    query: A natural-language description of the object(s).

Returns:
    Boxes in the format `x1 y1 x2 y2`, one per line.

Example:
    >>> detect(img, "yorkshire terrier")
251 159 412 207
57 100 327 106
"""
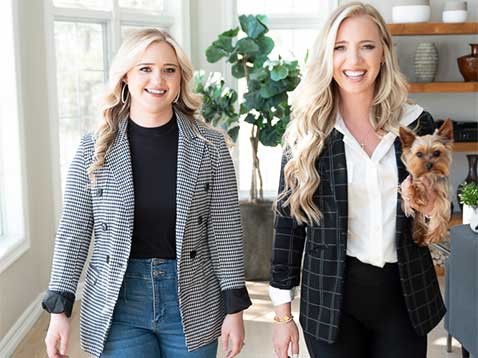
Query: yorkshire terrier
399 119 453 246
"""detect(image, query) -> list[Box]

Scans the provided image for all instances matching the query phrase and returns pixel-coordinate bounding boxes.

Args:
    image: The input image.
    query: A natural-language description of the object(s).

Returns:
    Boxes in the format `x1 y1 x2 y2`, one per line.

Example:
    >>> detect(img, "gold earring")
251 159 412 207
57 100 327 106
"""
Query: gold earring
121 84 129 104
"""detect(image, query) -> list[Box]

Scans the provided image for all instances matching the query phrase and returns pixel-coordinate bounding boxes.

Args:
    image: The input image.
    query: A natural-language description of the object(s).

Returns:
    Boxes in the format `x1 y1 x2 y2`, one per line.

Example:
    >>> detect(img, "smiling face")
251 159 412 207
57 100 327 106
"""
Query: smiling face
333 15 384 99
125 40 181 122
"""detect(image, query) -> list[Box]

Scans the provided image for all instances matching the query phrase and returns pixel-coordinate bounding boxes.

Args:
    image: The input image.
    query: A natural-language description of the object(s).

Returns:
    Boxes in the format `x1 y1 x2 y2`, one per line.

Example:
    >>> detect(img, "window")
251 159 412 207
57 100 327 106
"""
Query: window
47 0 188 183
236 0 337 198
0 0 28 273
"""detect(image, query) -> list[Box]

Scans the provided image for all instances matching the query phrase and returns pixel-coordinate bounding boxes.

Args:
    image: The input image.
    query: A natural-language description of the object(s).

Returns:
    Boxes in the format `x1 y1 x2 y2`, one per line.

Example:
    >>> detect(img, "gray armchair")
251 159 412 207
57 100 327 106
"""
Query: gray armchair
445 224 478 357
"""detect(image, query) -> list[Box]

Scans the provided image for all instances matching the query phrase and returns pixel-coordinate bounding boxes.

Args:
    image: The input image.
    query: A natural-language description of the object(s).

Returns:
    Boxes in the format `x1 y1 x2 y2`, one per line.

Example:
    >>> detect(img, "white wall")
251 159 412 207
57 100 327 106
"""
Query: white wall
0 0 57 342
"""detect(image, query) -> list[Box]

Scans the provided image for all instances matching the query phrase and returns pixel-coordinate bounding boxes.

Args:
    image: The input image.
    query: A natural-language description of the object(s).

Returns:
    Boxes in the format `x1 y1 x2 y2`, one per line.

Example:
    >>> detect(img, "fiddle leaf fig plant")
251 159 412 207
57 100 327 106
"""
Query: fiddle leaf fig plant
205 14 301 201
193 70 240 142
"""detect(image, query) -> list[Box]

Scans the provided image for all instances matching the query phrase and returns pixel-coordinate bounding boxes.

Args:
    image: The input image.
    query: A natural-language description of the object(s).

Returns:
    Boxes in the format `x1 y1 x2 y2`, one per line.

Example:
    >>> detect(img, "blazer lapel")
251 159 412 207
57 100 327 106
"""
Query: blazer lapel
327 129 348 251
105 117 135 233
394 137 409 246
175 110 206 259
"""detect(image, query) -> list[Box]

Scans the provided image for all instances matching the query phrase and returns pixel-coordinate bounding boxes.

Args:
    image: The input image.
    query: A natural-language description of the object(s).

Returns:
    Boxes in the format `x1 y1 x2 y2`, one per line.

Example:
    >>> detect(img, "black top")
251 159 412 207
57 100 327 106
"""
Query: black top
128 114 178 259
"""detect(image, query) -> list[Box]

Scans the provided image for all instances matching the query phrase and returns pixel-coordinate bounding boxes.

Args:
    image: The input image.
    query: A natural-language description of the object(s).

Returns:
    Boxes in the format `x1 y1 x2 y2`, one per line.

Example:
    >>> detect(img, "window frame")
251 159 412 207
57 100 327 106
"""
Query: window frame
43 0 190 218
0 0 29 274
231 0 338 199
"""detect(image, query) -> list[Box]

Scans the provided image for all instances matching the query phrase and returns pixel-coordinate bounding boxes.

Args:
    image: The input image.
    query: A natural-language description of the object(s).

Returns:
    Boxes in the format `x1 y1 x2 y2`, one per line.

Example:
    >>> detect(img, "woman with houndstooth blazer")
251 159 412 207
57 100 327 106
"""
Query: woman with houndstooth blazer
42 29 251 358
270 3 445 358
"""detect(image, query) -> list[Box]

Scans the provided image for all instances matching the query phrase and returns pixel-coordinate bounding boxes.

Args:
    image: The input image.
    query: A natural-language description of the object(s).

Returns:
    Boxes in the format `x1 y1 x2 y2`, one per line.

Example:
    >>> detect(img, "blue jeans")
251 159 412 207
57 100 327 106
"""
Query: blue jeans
100 258 218 357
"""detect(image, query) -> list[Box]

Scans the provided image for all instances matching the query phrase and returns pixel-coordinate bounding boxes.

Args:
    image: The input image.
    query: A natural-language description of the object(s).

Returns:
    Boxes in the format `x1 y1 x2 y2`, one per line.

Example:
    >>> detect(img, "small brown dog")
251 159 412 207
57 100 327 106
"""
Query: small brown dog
399 119 453 246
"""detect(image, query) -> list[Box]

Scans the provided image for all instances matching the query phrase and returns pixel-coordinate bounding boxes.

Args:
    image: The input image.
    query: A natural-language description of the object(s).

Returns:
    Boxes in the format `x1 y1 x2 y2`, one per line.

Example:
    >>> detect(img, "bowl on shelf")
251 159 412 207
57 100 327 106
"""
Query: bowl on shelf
392 5 431 23
442 1 468 22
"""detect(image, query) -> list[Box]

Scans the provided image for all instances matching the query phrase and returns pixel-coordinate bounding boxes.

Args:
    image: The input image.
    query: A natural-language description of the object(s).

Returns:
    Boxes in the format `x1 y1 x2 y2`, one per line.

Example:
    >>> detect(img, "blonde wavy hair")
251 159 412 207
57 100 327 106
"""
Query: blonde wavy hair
277 2 409 225
87 28 202 180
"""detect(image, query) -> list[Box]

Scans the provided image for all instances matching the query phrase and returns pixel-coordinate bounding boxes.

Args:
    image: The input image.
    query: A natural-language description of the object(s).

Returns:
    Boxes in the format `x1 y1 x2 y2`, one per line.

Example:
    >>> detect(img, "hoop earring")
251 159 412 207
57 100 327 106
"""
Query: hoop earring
173 90 180 104
121 84 129 104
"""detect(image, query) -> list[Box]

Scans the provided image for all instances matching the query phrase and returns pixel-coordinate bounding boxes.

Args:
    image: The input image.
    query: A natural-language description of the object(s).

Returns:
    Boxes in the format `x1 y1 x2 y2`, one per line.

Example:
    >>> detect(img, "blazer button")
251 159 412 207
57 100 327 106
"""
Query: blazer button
96 188 103 197
204 183 210 192
190 250 197 259
198 216 203 225
102 223 108 231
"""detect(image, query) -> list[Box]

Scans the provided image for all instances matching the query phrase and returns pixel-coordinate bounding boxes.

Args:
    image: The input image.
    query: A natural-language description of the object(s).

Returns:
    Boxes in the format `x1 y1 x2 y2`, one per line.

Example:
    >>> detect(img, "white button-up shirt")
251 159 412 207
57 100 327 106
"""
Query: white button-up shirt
269 103 424 306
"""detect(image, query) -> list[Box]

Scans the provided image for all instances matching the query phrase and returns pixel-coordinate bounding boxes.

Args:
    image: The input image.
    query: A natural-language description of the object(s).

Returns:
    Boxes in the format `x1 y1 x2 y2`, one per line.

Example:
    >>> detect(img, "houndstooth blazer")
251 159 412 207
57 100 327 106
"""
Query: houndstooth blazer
270 111 446 343
46 109 247 357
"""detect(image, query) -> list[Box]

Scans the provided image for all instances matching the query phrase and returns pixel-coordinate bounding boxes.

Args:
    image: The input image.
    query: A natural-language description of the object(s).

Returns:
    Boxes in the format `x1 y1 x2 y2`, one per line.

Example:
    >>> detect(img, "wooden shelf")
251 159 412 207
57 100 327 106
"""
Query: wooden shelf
453 142 478 152
408 82 478 93
449 212 461 227
387 22 478 36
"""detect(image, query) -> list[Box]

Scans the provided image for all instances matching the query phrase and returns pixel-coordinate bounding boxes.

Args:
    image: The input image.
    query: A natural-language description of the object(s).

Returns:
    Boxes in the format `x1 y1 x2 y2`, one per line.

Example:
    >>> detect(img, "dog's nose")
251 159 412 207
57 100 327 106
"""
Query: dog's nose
426 162 433 170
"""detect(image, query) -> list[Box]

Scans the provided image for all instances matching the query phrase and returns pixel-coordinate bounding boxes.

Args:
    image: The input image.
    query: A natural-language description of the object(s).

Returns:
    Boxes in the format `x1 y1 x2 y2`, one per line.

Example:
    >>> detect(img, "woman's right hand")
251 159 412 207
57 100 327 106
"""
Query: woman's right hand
45 313 70 358
272 320 300 358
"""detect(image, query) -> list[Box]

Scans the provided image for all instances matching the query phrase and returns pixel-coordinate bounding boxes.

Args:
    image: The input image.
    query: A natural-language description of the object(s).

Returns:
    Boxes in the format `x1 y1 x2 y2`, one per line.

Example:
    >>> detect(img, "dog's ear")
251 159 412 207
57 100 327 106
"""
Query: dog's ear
436 118 454 141
399 126 416 150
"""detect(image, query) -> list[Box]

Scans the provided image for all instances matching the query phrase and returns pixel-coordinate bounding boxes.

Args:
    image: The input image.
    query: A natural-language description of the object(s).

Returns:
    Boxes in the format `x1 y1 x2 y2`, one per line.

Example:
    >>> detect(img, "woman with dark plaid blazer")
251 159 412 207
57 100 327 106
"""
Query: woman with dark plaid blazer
42 29 251 358
270 3 445 358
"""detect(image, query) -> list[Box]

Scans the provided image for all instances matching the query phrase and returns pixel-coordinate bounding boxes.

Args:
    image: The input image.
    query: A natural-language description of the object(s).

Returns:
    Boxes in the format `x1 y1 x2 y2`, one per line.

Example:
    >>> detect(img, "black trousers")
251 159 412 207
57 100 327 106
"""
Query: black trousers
304 256 427 358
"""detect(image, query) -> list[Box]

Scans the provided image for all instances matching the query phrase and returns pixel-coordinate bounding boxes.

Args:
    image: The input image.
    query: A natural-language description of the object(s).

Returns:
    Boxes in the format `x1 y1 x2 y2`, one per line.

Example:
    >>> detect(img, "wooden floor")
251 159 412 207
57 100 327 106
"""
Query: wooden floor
12 278 464 358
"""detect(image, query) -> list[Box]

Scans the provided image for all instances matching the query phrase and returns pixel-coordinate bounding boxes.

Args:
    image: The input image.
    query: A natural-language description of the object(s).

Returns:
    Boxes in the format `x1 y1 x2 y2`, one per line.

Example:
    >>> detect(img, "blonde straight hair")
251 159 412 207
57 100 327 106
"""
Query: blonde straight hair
277 2 409 225
87 28 202 180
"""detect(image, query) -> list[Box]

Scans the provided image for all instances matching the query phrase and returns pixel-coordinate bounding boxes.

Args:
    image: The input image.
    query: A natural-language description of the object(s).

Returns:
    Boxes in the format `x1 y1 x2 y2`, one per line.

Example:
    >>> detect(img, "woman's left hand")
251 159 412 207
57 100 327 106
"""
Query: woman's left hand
221 311 245 358
400 175 436 216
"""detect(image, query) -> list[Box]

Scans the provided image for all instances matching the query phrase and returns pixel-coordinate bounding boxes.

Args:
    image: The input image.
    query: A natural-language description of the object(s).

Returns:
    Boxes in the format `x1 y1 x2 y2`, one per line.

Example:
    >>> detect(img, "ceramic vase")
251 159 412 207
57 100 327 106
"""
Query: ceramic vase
458 43 478 82
414 43 439 82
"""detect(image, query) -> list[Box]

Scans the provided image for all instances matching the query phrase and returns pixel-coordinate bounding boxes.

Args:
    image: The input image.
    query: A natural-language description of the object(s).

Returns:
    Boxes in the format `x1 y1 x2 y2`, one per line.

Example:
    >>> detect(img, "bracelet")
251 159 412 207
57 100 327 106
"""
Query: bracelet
273 314 294 324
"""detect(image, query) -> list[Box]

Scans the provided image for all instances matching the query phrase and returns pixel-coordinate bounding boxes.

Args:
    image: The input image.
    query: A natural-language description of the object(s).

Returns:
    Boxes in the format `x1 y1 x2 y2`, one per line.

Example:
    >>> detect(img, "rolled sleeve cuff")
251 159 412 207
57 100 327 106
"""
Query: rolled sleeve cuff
41 290 75 317
269 285 296 306
222 287 252 314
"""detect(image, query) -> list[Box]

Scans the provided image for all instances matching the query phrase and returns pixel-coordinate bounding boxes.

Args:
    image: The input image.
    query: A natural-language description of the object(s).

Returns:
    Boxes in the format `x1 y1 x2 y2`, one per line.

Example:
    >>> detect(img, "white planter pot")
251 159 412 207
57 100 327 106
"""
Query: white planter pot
462 204 478 225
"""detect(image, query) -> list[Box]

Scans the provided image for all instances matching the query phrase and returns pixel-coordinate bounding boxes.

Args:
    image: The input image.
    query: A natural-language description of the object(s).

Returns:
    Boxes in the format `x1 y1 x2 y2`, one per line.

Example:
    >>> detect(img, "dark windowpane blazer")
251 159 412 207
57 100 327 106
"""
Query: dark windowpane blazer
270 111 446 343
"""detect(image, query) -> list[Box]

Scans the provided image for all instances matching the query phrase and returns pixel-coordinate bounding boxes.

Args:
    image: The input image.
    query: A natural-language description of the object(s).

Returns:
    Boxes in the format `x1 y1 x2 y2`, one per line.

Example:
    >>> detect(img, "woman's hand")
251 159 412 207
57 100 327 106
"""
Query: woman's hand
45 313 70 358
272 320 299 358
221 311 245 358
400 175 436 216
272 303 299 358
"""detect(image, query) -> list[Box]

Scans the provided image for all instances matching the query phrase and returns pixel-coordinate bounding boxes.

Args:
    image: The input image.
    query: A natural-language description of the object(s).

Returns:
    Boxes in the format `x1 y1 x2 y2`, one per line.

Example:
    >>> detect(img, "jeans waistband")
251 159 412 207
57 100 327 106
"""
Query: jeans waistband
125 258 177 276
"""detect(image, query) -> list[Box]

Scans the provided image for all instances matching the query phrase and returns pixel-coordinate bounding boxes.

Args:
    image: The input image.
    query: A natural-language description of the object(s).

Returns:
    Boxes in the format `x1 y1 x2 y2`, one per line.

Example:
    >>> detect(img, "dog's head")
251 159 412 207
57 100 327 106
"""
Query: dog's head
399 119 453 178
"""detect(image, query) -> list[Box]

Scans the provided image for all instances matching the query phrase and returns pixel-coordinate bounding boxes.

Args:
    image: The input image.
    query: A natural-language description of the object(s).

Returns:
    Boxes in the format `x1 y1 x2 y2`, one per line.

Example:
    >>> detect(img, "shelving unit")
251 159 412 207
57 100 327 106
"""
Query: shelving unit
453 142 478 152
388 22 478 273
386 22 478 94
449 213 461 228
387 22 478 36
408 82 478 93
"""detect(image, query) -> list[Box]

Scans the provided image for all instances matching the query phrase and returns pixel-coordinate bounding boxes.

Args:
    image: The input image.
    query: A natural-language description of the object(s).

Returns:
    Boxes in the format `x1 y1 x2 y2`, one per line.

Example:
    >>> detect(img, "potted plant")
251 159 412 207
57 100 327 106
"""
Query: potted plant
193 70 240 142
459 182 478 224
202 14 302 280
205 14 301 202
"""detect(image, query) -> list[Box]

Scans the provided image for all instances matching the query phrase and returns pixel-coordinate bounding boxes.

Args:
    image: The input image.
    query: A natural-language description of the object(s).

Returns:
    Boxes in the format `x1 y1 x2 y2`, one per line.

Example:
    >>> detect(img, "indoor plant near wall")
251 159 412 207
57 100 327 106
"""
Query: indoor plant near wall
203 15 301 280
193 70 240 141
205 14 301 202
459 182 478 224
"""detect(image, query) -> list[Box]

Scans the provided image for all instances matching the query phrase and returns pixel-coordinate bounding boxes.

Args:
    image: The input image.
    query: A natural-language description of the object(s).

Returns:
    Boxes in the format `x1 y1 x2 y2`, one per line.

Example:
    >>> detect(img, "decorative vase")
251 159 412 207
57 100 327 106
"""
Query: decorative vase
457 43 478 82
457 154 478 211
414 43 439 82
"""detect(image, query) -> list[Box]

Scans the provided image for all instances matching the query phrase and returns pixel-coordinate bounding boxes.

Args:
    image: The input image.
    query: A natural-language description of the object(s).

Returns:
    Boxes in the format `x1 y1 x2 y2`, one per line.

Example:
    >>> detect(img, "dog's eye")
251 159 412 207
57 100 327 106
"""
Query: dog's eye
416 152 423 158
433 150 441 157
